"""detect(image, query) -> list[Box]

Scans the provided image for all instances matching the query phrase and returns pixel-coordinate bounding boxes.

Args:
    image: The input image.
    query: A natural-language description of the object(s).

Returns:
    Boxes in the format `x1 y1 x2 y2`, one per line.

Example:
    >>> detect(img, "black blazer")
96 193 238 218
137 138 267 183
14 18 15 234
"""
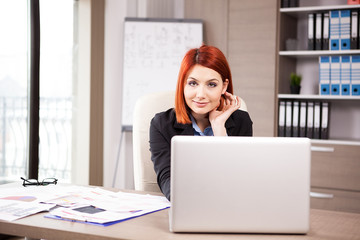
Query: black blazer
149 108 253 200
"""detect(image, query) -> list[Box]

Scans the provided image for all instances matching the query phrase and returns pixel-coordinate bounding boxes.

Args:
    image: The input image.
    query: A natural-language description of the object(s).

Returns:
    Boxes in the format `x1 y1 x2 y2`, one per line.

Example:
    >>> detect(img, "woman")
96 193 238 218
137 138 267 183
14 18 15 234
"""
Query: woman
149 45 253 200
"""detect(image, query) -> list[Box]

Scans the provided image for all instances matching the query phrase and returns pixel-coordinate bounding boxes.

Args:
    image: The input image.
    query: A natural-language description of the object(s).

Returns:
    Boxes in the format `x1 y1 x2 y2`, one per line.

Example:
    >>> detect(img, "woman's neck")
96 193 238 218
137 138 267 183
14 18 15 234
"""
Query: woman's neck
191 112 210 132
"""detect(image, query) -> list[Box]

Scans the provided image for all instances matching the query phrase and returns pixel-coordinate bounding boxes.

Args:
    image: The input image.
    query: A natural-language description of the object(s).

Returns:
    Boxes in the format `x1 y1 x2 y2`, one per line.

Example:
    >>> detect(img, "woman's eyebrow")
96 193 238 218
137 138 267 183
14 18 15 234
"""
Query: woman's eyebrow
187 76 220 82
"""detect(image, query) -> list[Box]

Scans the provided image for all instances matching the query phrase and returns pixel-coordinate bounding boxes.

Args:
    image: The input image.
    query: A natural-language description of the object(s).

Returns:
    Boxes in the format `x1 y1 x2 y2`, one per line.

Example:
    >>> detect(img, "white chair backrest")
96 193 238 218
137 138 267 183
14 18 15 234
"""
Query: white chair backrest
133 91 175 192
132 91 247 192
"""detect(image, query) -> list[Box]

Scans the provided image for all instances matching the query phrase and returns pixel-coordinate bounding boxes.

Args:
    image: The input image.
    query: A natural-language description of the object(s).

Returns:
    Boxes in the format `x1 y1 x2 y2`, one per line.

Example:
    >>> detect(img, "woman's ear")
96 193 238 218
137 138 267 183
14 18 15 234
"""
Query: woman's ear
222 79 229 94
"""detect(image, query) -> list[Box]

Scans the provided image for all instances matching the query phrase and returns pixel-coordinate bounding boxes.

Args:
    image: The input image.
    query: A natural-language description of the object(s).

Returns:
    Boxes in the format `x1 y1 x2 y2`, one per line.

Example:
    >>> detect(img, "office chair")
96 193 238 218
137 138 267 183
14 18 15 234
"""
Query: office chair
132 91 248 192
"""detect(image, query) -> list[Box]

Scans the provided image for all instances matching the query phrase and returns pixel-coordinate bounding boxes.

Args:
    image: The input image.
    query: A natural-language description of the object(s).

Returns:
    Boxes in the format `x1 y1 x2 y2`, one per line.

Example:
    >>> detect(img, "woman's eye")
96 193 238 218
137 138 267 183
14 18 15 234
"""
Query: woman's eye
188 81 197 86
208 82 217 88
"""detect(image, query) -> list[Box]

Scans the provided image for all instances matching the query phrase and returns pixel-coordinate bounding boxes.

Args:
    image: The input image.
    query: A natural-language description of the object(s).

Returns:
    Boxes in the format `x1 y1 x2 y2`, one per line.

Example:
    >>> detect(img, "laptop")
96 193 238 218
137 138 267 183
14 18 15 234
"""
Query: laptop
170 136 311 234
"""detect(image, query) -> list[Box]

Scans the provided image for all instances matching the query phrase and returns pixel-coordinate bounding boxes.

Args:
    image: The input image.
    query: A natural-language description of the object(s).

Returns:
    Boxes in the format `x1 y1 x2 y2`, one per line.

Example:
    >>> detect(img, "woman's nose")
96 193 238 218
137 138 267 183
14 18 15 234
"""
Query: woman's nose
196 86 206 98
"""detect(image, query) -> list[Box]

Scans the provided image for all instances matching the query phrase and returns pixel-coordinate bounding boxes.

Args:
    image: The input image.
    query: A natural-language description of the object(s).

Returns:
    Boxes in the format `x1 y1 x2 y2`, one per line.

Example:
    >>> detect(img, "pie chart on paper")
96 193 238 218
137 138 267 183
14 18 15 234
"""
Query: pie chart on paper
1 196 37 202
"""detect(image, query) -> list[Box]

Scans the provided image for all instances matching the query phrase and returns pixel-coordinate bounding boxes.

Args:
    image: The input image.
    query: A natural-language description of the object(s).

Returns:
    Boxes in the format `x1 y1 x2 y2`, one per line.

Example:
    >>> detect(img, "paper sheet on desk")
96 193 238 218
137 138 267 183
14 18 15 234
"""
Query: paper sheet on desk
0 185 63 221
0 185 170 223
0 185 99 221
0 199 55 221
46 190 170 225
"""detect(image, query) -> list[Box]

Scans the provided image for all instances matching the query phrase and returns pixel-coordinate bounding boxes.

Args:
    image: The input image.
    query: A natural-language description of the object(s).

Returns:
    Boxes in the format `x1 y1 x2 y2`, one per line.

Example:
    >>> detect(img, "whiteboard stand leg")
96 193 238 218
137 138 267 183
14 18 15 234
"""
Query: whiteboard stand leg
112 125 132 188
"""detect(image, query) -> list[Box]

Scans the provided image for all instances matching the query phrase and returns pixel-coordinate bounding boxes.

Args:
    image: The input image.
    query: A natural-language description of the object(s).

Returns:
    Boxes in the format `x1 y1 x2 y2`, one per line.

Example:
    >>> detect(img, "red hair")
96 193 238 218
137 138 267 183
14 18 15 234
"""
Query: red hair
175 45 233 124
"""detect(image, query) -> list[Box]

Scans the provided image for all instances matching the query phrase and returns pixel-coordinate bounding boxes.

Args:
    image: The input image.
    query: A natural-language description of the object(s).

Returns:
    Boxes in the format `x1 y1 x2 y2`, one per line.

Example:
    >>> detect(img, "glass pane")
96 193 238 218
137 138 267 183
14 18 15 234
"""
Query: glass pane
0 1 28 183
38 0 75 182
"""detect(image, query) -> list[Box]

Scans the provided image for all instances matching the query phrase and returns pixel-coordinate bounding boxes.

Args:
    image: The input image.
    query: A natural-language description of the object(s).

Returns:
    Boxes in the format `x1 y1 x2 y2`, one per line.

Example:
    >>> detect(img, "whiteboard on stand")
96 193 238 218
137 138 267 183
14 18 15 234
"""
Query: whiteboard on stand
121 18 203 128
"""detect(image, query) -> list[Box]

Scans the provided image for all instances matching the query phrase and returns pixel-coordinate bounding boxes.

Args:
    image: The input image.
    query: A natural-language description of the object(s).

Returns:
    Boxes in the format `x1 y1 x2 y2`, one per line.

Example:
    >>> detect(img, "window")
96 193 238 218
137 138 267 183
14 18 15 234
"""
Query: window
0 0 76 183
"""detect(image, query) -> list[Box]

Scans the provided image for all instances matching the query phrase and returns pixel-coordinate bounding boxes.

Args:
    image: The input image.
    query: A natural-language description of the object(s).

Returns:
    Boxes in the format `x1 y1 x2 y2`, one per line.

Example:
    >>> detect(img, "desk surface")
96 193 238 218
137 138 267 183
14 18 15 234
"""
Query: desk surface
0 185 359 240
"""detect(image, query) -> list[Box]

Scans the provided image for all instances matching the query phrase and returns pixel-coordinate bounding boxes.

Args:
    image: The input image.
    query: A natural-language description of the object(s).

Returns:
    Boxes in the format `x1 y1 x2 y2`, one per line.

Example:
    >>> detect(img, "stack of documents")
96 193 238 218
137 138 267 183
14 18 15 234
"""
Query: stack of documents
0 185 170 226
45 187 170 226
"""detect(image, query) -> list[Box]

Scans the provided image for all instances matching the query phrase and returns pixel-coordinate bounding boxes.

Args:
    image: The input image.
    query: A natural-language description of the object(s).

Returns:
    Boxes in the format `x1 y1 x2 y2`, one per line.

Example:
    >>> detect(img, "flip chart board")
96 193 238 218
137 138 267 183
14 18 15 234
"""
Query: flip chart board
122 18 203 127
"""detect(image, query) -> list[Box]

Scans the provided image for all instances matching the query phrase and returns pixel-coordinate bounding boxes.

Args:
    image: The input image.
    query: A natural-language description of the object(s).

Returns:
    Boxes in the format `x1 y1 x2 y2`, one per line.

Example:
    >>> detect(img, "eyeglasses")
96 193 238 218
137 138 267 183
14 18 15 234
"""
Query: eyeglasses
21 177 58 187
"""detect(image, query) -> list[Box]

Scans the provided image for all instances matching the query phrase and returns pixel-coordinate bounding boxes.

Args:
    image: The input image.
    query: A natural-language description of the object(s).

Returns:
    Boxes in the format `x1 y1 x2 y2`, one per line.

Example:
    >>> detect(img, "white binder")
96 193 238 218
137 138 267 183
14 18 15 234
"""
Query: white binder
299 102 307 137
340 10 351 50
278 100 286 136
285 101 293 137
315 13 323 50
313 102 321 139
292 101 299 137
308 14 315 50
323 12 330 50
351 55 360 95
351 10 358 49
341 55 351 95
330 10 340 50
306 102 314 139
320 102 329 139
319 56 331 95
330 56 341 95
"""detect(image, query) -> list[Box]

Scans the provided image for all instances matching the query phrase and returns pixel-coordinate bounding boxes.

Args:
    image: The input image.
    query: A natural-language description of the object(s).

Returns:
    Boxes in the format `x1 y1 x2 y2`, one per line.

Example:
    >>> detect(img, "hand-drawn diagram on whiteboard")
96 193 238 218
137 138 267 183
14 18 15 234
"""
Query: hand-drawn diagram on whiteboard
122 18 203 127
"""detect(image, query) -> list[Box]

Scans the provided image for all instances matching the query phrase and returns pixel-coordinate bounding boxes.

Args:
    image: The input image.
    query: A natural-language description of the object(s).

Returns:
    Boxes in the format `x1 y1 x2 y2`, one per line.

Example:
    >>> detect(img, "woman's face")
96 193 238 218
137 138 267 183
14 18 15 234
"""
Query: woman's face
184 64 228 118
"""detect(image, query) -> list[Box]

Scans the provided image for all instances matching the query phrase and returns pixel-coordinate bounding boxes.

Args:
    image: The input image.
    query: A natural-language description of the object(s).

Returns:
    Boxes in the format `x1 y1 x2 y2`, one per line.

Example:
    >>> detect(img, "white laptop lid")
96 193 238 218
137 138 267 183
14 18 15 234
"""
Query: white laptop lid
170 136 311 234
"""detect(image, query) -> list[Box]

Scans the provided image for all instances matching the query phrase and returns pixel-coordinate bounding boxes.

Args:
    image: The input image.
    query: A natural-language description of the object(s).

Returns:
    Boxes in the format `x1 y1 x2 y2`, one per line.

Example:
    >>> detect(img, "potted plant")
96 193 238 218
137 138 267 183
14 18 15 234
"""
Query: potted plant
290 72 302 94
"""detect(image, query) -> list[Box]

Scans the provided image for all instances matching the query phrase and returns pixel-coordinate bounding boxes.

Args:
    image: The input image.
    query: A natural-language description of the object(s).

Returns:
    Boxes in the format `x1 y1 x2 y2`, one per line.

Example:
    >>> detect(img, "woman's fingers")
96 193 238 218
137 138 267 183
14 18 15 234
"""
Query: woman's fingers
223 92 241 109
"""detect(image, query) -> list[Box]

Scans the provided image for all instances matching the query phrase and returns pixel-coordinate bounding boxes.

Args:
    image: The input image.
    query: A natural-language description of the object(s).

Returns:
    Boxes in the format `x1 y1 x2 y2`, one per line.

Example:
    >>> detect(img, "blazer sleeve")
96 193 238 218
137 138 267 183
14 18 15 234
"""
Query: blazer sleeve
149 114 171 200
227 110 253 137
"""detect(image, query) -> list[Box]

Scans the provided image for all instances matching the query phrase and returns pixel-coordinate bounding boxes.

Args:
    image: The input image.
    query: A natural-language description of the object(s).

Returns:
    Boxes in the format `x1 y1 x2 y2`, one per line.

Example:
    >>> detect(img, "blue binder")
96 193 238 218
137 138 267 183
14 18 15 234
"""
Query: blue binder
319 56 330 95
341 56 351 95
351 55 360 95
330 11 340 50
340 10 351 50
330 56 341 95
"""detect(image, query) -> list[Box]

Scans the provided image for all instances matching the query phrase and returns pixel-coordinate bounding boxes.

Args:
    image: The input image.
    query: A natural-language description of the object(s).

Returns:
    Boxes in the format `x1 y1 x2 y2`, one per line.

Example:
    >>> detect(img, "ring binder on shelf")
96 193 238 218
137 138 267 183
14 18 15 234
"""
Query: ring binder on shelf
351 9 358 49
313 102 321 139
292 101 300 137
316 13 323 50
308 13 315 50
340 10 351 50
285 101 293 137
299 101 307 137
341 55 351 95
351 55 360 95
330 56 341 95
320 102 329 139
306 102 314 139
278 100 286 137
323 12 330 50
330 10 340 50
319 56 331 95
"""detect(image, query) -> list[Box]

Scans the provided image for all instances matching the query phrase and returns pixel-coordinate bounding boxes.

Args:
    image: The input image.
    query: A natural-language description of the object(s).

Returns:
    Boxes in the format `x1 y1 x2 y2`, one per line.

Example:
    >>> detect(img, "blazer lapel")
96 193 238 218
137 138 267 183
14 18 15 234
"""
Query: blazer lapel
173 121 194 135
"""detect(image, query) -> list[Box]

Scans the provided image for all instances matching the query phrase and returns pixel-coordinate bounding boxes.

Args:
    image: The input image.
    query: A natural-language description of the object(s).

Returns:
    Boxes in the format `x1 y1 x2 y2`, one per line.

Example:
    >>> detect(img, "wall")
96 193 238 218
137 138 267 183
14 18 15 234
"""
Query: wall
228 0 277 136
73 0 105 186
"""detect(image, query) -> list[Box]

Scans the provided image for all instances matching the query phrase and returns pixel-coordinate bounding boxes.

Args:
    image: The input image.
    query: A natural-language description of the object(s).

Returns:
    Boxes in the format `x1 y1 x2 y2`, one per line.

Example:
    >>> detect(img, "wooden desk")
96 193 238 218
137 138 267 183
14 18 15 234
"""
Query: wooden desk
0 187 359 240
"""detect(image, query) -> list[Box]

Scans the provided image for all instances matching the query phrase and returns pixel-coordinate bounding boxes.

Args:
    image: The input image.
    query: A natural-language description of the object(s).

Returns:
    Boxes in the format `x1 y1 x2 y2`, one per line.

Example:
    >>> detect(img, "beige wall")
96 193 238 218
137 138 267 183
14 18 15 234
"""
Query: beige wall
228 0 277 136
74 0 104 186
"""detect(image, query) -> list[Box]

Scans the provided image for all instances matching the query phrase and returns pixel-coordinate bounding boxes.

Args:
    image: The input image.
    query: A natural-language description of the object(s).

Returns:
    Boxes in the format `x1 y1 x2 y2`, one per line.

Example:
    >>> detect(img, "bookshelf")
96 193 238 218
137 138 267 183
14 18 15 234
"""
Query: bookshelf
277 0 360 213
277 1 360 144
279 49 360 57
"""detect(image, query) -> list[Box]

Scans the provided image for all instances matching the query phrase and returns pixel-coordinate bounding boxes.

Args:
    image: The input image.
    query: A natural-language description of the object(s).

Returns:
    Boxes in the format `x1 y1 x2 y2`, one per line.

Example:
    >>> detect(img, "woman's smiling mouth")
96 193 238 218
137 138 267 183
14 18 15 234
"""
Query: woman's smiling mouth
193 101 209 108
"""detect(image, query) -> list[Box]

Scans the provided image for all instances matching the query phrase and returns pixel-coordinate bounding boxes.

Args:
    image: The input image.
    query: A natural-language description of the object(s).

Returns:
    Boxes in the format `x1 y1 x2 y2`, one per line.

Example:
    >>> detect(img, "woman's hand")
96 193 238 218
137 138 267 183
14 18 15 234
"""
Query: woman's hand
209 92 241 136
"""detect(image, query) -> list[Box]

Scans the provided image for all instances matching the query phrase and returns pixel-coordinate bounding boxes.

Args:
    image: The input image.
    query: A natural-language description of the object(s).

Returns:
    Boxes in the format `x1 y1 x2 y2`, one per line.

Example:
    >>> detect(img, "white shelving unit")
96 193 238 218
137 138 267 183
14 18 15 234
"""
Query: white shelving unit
279 50 360 57
277 0 360 214
278 2 360 144
278 94 360 100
